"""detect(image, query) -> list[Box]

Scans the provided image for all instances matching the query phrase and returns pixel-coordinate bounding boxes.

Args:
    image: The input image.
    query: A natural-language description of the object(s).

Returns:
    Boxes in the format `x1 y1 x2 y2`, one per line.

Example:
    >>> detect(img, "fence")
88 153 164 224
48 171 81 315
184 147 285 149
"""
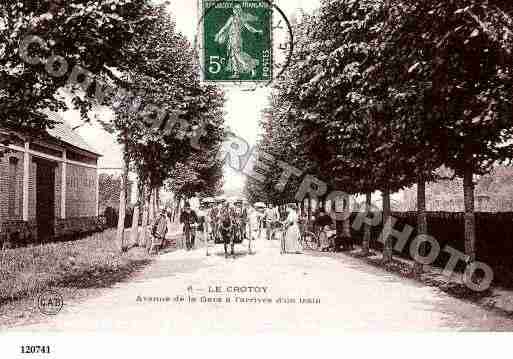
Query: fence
0 216 107 249
348 211 513 287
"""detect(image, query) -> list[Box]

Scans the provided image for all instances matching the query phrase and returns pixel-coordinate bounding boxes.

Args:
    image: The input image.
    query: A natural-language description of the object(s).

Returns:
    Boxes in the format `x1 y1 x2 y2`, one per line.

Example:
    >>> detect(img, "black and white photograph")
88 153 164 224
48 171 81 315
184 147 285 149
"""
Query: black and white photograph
1 0 513 356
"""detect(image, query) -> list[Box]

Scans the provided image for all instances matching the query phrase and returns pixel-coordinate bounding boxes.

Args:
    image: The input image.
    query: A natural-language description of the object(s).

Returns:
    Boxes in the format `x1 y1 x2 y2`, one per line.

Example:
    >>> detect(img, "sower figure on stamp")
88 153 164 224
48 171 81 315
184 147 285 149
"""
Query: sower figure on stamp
214 4 263 78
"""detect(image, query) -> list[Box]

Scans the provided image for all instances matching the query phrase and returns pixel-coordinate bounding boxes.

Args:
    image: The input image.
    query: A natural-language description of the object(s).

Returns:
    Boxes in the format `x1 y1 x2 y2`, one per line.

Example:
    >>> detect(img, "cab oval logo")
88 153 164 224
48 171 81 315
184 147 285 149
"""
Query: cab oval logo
37 290 64 316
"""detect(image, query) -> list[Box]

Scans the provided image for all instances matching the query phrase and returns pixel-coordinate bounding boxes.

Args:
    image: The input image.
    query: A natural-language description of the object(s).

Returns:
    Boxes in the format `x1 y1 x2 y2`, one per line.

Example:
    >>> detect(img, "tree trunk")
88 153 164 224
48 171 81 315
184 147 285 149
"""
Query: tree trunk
414 179 427 274
171 193 176 222
464 166 476 261
382 189 393 263
130 202 140 248
307 197 312 226
116 133 129 252
145 189 153 251
139 186 149 247
129 179 140 247
333 196 342 250
152 190 158 218
343 195 351 238
362 192 372 255
148 188 155 225
174 195 182 223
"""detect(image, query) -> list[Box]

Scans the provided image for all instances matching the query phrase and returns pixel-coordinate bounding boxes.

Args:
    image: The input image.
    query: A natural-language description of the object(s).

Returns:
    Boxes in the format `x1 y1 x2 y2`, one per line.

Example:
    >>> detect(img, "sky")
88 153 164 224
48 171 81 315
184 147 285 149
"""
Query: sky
66 0 320 192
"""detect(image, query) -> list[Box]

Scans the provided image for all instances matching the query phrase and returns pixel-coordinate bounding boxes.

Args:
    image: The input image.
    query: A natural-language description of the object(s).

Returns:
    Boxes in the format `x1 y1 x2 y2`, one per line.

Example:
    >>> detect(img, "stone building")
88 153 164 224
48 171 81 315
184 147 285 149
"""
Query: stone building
0 114 102 245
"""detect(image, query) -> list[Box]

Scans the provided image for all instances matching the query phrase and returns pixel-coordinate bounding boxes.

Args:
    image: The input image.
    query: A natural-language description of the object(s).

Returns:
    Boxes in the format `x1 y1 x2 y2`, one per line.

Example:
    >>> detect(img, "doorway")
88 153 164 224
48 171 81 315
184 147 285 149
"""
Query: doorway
34 157 56 243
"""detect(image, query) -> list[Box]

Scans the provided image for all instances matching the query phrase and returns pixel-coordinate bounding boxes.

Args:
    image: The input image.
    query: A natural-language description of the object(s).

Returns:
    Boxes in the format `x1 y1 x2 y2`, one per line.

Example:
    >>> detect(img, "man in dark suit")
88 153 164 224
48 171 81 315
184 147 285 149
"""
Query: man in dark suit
180 202 198 250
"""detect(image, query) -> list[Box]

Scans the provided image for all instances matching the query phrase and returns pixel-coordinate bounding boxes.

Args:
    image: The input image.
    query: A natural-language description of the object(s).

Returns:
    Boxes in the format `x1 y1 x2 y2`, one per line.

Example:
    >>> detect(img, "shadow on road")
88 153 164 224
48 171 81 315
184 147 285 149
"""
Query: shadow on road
212 249 256 259
136 257 214 281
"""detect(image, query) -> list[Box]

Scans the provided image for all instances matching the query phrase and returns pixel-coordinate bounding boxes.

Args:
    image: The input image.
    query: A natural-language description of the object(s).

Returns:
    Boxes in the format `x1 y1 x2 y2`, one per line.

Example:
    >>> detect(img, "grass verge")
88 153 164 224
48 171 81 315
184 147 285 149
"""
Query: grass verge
0 229 153 329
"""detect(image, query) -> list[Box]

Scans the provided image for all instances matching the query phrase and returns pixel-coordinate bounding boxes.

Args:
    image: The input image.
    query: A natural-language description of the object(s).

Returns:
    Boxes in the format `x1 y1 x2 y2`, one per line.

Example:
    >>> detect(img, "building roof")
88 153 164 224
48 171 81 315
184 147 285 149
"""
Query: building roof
45 113 102 157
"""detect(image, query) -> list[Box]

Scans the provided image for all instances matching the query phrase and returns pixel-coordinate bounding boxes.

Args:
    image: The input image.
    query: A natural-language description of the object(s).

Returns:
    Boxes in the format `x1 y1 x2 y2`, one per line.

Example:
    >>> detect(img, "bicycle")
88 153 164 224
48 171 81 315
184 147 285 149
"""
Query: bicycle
300 226 336 251
300 230 319 250
273 222 287 255
184 222 199 250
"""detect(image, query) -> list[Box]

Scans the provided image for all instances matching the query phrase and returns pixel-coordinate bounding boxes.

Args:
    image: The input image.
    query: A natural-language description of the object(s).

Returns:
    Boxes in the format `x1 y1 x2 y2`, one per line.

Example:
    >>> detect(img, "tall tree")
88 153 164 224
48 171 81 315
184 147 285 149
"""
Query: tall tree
376 0 513 261
97 6 225 250
0 0 154 133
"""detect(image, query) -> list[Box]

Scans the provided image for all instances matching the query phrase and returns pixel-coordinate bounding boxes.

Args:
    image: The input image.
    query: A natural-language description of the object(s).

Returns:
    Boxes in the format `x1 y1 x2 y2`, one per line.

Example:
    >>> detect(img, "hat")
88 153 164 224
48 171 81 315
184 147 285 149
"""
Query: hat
287 203 297 210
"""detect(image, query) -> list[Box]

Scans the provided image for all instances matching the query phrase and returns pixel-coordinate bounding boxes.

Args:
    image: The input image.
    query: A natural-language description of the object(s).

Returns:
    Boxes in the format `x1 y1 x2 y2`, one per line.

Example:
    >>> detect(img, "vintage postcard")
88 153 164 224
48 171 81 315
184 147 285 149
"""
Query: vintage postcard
1 0 513 356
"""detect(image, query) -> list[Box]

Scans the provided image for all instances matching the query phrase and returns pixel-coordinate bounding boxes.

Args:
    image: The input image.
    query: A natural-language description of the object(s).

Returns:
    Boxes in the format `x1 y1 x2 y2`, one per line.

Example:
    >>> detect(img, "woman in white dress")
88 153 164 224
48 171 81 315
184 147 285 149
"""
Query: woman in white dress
282 204 303 254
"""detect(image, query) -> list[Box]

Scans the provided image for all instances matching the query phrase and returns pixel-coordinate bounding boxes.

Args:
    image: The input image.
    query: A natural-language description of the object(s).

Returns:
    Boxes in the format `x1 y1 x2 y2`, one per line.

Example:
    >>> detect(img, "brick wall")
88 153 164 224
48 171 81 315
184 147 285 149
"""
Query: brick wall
0 150 24 225
66 163 98 218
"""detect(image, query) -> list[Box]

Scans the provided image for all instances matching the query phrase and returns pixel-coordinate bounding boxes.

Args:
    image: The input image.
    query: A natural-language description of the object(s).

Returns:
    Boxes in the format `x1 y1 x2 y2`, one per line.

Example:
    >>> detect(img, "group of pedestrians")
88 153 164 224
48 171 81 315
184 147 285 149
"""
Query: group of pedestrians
255 202 356 254
254 203 303 255
148 202 200 255
149 199 254 258
148 199 313 257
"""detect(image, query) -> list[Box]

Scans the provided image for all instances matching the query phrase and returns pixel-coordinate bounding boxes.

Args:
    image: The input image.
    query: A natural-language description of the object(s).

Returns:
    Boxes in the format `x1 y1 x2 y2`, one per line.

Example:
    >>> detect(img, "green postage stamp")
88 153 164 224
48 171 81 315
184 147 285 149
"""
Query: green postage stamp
202 0 273 82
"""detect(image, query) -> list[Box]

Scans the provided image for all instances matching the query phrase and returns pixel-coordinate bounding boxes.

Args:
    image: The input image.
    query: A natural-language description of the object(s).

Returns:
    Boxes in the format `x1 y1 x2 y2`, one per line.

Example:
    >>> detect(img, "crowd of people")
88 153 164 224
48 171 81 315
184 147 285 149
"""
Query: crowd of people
147 198 351 257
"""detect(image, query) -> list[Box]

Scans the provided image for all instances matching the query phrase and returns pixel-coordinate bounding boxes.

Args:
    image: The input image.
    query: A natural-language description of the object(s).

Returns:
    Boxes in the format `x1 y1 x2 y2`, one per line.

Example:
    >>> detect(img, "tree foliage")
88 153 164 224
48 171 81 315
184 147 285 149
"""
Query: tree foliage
0 0 154 132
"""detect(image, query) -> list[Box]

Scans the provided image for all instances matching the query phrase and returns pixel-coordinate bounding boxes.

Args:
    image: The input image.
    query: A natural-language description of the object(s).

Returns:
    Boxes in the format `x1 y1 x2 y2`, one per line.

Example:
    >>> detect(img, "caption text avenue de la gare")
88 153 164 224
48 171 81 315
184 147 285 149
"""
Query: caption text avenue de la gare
136 285 321 304
137 295 321 304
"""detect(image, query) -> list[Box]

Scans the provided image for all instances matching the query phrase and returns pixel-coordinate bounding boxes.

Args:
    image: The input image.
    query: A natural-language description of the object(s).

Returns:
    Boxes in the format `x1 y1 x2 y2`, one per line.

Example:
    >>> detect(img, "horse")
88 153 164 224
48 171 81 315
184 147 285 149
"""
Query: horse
218 208 245 258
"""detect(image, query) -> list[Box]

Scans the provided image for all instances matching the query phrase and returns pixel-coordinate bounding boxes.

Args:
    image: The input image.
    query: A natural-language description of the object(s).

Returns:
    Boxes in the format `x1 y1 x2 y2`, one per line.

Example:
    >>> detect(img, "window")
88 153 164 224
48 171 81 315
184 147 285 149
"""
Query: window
8 157 19 218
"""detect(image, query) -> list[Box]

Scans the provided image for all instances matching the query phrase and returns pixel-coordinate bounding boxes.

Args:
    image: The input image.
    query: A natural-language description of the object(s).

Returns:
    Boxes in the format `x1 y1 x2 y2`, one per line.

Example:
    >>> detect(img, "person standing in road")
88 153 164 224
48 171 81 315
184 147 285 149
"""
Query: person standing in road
255 207 263 239
314 209 335 251
264 204 275 241
196 205 207 247
208 203 220 243
150 207 168 255
219 202 235 258
180 202 198 250
282 203 303 254
242 202 253 254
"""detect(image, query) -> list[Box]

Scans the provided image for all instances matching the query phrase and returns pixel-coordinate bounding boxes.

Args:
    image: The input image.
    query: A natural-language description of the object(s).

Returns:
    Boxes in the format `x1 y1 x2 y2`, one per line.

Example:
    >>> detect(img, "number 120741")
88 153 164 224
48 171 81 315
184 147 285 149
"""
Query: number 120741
21 346 51 354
